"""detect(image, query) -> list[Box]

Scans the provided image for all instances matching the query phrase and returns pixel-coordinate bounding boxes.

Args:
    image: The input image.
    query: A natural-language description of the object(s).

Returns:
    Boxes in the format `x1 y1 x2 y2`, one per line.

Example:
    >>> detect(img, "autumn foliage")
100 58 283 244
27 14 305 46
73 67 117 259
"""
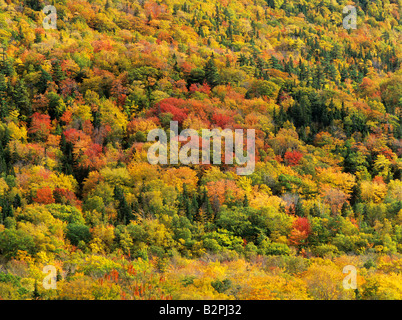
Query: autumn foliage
0 0 401 301
33 187 55 204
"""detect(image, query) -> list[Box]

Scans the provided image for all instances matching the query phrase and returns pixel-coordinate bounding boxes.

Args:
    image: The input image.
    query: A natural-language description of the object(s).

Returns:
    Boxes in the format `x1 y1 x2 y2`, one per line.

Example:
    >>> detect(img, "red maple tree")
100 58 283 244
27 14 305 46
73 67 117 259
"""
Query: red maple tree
33 187 55 204
284 150 303 166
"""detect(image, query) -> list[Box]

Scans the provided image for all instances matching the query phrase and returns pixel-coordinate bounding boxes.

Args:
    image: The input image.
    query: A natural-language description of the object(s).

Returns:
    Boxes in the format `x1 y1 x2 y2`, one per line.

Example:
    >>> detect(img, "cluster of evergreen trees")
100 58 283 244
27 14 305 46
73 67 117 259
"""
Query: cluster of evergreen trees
177 185 214 223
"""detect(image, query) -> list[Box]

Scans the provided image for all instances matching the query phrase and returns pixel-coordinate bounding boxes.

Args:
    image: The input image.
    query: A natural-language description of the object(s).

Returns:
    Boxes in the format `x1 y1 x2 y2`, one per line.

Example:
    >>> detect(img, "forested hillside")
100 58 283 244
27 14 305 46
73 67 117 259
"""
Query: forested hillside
0 0 401 299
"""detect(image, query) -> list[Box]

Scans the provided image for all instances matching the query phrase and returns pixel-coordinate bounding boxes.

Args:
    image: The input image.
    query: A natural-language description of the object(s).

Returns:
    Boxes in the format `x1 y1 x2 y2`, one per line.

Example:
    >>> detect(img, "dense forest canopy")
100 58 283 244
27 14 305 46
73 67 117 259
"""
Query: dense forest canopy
0 0 401 300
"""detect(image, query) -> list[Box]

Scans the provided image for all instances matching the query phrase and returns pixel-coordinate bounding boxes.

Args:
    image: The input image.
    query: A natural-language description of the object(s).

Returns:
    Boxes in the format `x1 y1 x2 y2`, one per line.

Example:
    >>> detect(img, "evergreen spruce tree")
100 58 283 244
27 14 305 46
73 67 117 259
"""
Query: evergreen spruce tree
328 64 339 84
191 194 198 217
225 56 231 68
309 203 321 217
1 196 13 222
348 64 358 82
313 64 325 89
200 187 213 222
277 105 286 128
114 185 132 225
59 132 74 175
341 202 352 217
34 32 42 43
1 126 9 147
0 145 7 175
226 22 233 42
0 73 7 97
244 194 249 207
119 193 132 225
51 59 66 84
0 98 8 120
13 79 31 120
270 56 282 70
299 59 306 81
32 280 40 300
204 56 220 88
13 193 21 209
340 66 348 82
37 67 53 94
1 59 14 77
0 73 7 119
295 199 304 216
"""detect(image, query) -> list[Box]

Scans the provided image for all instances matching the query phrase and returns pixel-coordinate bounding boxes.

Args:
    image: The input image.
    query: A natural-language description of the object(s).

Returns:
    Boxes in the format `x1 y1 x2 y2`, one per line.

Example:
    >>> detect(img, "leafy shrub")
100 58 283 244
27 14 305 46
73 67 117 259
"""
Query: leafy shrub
46 204 85 224
211 279 232 293
66 223 91 246
203 238 221 253
311 244 340 258
265 242 291 256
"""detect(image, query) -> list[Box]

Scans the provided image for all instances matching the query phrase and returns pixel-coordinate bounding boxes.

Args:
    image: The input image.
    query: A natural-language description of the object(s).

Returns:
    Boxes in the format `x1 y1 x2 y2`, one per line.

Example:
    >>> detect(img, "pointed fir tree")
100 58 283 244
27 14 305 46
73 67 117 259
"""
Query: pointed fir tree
191 193 199 217
341 201 352 217
313 64 325 90
0 73 7 97
243 194 249 207
32 280 40 300
13 193 21 209
51 59 66 84
59 132 74 175
0 98 8 120
13 79 31 120
0 145 7 175
204 56 220 88
37 67 52 94
119 193 132 225
270 56 282 70
201 187 214 223
114 185 132 225
295 199 304 216
1 59 14 77
309 203 321 217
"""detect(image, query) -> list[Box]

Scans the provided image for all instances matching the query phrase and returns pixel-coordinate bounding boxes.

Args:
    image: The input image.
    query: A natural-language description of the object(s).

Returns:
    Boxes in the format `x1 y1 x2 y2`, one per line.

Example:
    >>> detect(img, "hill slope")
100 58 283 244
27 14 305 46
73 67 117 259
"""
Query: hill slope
0 0 401 300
